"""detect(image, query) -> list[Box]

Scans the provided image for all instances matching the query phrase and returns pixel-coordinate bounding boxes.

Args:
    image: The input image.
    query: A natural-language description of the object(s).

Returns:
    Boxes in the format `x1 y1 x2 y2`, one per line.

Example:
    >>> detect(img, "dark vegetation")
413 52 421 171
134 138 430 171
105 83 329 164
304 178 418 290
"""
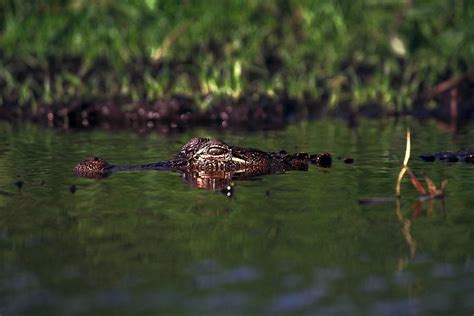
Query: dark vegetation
0 1 473 129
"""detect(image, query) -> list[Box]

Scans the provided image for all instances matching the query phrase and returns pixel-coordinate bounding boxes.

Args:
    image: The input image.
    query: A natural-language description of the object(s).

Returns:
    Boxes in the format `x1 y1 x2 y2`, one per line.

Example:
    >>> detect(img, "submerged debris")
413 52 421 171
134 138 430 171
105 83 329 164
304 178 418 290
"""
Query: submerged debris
14 180 24 190
69 184 77 194
358 196 398 205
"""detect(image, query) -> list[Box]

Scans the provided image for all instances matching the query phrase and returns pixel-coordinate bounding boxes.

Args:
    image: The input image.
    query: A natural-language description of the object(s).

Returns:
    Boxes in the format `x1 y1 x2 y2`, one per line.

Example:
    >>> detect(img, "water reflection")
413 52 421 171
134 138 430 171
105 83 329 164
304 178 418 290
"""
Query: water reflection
395 197 446 271
75 155 331 192
182 171 234 192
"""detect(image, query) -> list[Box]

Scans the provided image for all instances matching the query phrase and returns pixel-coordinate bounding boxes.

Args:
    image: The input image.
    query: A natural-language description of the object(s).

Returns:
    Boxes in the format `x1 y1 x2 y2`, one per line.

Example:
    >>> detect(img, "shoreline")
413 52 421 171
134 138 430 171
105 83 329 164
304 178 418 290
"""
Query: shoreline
1 90 473 132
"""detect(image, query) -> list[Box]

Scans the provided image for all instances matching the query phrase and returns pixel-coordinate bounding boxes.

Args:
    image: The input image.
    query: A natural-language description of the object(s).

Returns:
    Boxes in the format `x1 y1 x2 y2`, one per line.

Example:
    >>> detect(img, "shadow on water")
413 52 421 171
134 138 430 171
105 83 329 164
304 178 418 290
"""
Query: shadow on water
0 119 474 315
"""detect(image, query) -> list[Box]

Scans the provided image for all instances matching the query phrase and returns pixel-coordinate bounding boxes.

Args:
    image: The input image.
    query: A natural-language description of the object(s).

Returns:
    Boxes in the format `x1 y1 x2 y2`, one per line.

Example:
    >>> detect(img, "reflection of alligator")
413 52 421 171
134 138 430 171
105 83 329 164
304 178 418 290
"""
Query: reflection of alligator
419 149 474 163
74 137 332 190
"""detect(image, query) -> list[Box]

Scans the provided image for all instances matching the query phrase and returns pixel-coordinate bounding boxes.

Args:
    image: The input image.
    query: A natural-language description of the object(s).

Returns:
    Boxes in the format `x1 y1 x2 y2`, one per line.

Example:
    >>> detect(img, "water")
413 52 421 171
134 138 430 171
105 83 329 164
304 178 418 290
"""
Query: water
0 119 473 315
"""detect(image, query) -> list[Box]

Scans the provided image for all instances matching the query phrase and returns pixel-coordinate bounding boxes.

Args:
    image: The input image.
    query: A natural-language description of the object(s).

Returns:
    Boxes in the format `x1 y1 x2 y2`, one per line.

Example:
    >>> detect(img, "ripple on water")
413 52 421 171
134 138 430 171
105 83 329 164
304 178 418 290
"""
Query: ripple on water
361 275 387 293
392 271 415 287
188 292 249 313
2 289 57 315
371 298 421 316
410 253 433 264
91 288 132 307
2 271 38 291
194 266 259 289
464 259 474 273
192 259 220 274
270 285 327 312
421 293 451 312
281 273 304 289
464 292 474 309
314 267 345 284
431 263 457 278
313 299 356 316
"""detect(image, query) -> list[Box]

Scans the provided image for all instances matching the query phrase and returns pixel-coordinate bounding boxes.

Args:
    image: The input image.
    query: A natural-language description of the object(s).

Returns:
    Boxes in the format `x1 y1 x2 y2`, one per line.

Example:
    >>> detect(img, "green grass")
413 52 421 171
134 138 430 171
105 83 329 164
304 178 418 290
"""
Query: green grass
0 0 473 112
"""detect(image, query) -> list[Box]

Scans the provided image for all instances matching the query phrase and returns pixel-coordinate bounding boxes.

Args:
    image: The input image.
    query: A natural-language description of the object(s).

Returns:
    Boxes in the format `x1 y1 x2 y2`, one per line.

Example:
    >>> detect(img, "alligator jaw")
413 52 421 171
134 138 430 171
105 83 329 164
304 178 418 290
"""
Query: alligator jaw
230 155 250 165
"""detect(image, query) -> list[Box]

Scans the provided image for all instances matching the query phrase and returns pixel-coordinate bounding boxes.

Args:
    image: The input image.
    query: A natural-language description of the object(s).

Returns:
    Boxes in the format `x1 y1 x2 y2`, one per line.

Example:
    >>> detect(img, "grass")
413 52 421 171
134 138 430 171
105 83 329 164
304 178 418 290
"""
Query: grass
0 0 473 113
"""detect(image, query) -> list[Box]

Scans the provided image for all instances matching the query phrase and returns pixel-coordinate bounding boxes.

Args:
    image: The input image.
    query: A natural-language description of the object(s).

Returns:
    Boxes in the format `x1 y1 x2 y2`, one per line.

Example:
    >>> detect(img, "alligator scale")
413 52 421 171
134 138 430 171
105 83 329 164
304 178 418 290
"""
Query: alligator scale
74 138 332 190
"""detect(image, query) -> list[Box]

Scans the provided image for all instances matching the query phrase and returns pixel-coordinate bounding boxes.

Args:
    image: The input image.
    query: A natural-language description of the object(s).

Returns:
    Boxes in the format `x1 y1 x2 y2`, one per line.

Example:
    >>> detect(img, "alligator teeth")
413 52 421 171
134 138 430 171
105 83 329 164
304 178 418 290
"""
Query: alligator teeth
231 156 248 164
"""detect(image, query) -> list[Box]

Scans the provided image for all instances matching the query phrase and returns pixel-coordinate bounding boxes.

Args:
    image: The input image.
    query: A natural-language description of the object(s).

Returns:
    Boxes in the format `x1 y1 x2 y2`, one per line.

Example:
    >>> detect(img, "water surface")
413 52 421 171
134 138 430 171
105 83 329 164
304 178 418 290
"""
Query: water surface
1 119 473 315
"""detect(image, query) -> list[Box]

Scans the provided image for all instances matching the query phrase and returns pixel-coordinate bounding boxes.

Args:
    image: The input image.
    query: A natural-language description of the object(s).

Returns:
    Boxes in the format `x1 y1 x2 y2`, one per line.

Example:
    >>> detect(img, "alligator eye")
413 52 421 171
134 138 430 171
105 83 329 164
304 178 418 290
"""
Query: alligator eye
208 147 226 155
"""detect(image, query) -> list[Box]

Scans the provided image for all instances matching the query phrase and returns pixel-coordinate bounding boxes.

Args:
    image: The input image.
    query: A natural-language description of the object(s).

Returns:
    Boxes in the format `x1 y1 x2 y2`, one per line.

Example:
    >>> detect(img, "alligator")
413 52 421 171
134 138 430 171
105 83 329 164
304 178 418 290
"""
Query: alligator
74 137 332 190
419 148 474 163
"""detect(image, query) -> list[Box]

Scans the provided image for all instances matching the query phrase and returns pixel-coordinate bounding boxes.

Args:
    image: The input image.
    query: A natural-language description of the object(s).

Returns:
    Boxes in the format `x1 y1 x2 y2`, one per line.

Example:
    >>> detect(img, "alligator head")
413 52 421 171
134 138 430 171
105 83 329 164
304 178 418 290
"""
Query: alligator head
176 137 272 172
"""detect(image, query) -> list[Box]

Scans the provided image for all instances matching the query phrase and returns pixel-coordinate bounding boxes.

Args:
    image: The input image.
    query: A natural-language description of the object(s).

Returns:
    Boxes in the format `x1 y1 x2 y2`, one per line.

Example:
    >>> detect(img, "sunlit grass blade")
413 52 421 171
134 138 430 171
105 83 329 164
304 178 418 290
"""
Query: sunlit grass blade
403 129 411 166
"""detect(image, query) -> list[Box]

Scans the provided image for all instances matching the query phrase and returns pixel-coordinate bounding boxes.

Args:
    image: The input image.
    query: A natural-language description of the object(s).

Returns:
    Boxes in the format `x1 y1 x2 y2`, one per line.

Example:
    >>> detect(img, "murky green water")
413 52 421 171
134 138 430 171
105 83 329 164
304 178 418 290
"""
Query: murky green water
1 119 473 315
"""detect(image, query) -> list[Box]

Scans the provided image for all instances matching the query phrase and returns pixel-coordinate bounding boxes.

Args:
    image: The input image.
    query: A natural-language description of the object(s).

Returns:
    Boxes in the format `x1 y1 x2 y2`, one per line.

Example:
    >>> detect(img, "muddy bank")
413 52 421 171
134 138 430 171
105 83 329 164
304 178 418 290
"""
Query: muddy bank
1 85 472 132
23 95 290 132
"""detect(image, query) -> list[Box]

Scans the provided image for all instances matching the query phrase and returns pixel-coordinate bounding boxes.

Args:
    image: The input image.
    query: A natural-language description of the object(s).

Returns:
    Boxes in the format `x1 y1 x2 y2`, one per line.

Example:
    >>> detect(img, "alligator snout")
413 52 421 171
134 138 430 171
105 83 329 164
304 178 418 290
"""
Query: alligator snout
74 156 111 177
